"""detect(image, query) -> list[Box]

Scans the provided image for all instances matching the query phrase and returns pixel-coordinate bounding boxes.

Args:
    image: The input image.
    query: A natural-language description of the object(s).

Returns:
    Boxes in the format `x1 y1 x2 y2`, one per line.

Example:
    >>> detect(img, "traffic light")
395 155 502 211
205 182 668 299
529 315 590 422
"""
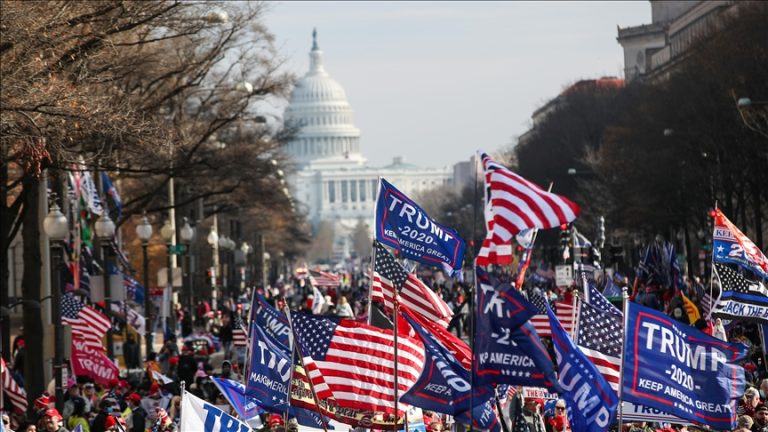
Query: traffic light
559 224 570 248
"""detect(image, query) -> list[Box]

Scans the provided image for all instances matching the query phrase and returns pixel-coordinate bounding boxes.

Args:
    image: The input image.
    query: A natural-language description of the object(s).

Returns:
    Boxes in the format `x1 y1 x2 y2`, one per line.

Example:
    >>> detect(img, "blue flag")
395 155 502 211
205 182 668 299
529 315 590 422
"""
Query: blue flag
455 399 501 432
375 178 465 275
211 377 264 426
623 301 746 430
212 377 331 430
100 172 122 219
245 323 291 412
547 303 618 432
251 294 290 349
474 268 560 390
400 307 493 414
602 275 622 299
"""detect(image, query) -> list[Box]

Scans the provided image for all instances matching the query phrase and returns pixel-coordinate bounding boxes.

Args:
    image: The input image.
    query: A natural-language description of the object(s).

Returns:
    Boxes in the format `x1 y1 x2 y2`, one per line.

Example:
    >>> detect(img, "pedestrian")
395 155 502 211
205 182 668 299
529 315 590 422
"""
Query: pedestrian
66 397 90 432
123 335 140 369
335 296 354 319
546 400 570 432
41 409 68 432
125 393 147 432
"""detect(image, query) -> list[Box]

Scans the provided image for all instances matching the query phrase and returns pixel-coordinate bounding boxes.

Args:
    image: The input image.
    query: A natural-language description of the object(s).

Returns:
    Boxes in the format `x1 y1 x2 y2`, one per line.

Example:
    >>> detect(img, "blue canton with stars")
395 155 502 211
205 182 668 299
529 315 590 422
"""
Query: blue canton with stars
586 279 623 317
577 302 622 357
292 313 338 361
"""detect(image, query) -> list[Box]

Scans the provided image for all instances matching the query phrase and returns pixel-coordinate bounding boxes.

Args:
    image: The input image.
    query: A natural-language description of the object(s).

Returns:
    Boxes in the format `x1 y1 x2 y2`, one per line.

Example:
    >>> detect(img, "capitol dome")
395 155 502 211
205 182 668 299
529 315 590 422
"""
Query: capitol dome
285 29 363 168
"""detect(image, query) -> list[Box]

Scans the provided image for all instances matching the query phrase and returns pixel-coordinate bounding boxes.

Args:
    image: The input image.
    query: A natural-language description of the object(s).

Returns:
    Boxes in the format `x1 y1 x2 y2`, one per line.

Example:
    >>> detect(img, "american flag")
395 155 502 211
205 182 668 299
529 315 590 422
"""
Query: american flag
309 270 341 288
576 301 622 393
713 262 768 321
583 275 622 318
292 313 425 415
61 292 111 352
528 292 575 337
232 314 248 348
511 406 532 432
476 152 580 266
372 243 453 327
1 357 27 415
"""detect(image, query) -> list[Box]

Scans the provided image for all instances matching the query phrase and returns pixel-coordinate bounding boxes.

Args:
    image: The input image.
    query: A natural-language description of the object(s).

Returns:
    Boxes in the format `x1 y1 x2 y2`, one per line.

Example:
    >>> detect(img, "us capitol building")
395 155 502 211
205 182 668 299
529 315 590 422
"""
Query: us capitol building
284 30 461 262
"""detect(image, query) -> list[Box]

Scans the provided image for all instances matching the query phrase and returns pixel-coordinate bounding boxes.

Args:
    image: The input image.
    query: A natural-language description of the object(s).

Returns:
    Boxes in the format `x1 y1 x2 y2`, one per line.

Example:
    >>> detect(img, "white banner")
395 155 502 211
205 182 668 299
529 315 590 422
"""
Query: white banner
181 391 251 432
621 402 692 425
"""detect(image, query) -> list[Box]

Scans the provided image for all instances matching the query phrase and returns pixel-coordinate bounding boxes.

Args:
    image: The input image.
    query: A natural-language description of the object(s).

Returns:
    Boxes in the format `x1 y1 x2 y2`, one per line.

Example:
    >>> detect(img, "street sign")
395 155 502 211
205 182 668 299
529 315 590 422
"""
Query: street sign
170 244 187 255
555 265 573 287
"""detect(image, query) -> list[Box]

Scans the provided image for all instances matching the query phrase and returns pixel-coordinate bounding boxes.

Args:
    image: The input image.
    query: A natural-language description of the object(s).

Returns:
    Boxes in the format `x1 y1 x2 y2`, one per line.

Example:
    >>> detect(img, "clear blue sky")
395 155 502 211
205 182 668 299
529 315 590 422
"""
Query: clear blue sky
263 1 649 168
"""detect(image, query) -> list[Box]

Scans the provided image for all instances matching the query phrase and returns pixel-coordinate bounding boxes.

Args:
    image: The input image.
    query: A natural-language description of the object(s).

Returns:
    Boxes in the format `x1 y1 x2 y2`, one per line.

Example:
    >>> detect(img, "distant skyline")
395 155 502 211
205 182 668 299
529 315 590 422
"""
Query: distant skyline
263 1 648 168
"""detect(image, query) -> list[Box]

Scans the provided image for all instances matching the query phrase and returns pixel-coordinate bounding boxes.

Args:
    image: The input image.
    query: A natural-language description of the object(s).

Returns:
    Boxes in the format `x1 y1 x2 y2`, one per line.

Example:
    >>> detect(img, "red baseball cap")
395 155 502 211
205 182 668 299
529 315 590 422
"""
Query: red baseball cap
44 409 62 420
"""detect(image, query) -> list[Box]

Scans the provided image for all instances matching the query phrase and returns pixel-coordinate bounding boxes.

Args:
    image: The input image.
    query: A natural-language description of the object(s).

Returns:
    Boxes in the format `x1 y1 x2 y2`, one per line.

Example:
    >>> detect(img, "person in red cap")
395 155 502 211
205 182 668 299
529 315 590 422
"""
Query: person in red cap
125 393 146 432
268 414 286 432
151 408 174 432
42 409 66 432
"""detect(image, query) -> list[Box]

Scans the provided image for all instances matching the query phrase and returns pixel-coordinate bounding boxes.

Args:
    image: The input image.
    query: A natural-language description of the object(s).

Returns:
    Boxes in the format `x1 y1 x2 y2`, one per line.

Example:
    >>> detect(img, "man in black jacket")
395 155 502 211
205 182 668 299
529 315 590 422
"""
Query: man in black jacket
126 393 147 432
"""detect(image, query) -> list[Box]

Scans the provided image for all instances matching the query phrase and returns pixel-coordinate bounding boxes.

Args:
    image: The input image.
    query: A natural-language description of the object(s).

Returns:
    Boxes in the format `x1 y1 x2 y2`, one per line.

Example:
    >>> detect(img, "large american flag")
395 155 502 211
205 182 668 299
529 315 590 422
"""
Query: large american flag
476 153 580 266
576 301 622 393
292 313 425 415
309 270 341 288
61 292 111 352
528 292 575 337
372 243 453 327
1 357 27 415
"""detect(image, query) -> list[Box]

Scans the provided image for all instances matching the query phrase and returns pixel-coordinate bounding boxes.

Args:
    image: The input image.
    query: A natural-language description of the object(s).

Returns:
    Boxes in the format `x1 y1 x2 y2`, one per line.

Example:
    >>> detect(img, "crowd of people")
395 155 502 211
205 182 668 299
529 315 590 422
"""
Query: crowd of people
1 256 765 432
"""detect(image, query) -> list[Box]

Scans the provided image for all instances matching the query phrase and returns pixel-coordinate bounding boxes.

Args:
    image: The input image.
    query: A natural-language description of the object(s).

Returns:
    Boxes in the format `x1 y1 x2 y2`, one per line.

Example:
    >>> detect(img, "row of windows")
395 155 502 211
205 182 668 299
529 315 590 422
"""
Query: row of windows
300 114 352 126
327 179 378 204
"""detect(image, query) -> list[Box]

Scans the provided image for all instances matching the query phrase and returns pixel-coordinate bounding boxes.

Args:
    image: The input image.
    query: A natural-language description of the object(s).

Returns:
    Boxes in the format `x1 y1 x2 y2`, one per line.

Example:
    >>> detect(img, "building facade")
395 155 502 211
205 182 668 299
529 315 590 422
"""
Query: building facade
617 1 738 82
284 30 455 262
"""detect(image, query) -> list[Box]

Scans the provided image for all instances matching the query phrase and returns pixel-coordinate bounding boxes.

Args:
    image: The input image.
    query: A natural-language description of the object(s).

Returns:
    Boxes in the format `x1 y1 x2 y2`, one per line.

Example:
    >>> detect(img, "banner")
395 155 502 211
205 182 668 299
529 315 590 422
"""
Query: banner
245 323 291 412
212 377 264 429
181 391 251 432
623 302 746 430
400 308 493 415
251 294 291 348
70 339 119 386
474 268 560 390
621 402 692 426
712 262 768 323
375 178 465 275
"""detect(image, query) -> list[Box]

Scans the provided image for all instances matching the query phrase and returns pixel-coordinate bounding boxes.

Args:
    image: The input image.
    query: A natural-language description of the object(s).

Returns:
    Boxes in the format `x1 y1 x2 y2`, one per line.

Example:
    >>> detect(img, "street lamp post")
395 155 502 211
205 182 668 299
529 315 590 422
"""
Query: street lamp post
43 204 68 412
160 219 175 338
135 214 153 355
207 225 219 311
180 218 195 317
94 213 116 359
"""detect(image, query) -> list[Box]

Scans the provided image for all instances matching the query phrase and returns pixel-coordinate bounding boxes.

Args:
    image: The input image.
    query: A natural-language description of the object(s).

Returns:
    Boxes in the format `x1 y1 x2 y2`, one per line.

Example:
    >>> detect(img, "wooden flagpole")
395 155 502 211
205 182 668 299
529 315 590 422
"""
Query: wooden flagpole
285 308 329 432
617 286 630 429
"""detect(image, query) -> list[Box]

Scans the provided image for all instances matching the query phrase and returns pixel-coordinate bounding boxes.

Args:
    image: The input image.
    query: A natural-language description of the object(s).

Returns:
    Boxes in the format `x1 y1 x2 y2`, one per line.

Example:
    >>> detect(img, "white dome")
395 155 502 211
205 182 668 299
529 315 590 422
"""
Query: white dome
284 29 362 168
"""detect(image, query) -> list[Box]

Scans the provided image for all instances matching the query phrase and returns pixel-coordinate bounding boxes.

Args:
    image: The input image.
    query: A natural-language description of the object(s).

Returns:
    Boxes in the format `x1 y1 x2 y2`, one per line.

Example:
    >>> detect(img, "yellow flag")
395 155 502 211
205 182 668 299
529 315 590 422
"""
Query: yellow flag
681 292 701 323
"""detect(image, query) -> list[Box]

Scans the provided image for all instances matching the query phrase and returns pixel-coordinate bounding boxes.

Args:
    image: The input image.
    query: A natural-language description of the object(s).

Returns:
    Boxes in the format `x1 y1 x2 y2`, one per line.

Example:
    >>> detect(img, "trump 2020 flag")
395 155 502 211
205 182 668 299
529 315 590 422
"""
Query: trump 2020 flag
375 178 466 275
252 293 291 348
400 306 493 415
181 390 251 432
474 267 560 390
713 208 768 279
547 303 618 432
623 301 746 430
245 323 291 412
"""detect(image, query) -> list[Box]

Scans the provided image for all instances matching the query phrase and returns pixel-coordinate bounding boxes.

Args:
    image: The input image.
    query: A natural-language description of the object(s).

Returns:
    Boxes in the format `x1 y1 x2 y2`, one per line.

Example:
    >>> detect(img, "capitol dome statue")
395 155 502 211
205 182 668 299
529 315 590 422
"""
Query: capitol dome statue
284 30 455 264
285 29 365 169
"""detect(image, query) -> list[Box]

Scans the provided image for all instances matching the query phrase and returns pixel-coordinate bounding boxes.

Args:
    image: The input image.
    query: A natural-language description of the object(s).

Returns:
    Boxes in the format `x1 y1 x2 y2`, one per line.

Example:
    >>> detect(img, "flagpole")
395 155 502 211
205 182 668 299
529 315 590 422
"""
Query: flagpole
368 177 382 325
392 296 406 432
469 151 481 432
282 303 295 428
707 201 719 320
617 286 629 430
285 309 329 432
514 183 552 290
